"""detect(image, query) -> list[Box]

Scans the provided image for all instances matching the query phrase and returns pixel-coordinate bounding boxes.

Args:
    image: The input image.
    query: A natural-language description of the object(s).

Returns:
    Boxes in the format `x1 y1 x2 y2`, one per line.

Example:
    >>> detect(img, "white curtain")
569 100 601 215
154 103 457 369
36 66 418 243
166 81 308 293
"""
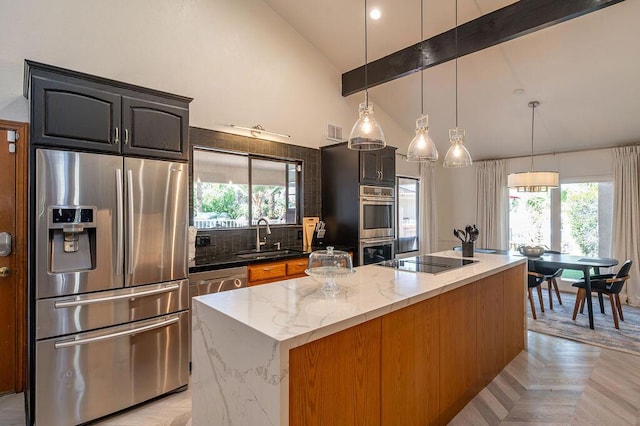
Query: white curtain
475 160 509 250
612 146 640 306
419 162 438 254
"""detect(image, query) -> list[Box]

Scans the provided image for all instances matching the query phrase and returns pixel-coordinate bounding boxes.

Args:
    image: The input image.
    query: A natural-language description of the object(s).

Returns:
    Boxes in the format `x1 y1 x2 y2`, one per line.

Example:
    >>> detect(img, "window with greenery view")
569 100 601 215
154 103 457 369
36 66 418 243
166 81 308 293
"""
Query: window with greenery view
509 180 613 278
193 149 301 229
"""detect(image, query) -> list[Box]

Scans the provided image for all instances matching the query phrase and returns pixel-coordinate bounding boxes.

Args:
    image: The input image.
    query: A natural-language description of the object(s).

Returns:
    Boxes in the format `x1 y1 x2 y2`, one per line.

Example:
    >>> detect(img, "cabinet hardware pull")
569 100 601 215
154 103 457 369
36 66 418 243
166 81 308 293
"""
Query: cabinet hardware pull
263 268 273 271
114 127 120 144
124 129 129 145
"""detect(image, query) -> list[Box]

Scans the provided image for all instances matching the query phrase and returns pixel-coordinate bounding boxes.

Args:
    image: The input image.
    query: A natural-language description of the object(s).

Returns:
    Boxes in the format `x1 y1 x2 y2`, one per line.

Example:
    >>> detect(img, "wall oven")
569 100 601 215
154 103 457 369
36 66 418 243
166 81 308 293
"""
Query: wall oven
359 185 395 239
360 237 395 265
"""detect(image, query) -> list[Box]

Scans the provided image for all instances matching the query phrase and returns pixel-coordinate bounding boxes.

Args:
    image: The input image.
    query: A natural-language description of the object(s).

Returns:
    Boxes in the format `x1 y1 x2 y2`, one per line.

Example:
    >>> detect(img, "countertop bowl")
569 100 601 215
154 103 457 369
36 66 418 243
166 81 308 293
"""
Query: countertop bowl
518 245 546 257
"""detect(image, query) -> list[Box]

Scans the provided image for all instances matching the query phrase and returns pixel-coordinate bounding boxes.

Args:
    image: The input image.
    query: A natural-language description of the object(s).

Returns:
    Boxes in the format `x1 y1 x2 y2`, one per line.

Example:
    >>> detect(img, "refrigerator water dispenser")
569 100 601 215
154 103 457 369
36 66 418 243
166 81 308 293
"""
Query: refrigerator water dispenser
49 206 97 273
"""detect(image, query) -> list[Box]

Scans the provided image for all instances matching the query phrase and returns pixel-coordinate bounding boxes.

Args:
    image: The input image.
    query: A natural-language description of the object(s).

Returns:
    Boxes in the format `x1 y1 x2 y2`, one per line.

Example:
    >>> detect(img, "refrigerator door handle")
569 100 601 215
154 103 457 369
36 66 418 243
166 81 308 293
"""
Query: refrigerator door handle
53 316 180 349
54 283 181 309
126 169 135 277
115 168 124 277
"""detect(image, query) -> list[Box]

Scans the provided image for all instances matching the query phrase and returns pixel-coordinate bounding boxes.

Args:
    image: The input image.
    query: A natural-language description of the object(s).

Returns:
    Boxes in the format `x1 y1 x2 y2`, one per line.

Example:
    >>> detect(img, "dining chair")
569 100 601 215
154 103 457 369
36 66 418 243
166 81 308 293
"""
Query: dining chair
527 260 546 320
538 250 564 309
572 260 633 329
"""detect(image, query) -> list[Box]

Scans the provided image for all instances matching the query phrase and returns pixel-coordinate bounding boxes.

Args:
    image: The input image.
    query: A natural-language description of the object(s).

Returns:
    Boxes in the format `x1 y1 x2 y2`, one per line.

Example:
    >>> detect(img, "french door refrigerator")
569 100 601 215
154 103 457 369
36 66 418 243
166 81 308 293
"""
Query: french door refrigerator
29 148 189 425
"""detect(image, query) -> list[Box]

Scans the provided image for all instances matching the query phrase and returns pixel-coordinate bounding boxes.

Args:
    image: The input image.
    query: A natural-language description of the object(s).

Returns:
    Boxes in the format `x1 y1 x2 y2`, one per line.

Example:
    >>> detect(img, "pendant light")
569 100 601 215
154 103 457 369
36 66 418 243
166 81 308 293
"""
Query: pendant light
406 0 438 162
443 0 472 168
348 0 386 151
507 101 559 192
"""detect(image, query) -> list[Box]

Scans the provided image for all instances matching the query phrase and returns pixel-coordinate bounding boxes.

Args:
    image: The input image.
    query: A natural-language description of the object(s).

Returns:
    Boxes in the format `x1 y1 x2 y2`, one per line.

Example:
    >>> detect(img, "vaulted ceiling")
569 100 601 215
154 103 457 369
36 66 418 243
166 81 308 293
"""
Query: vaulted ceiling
263 0 640 160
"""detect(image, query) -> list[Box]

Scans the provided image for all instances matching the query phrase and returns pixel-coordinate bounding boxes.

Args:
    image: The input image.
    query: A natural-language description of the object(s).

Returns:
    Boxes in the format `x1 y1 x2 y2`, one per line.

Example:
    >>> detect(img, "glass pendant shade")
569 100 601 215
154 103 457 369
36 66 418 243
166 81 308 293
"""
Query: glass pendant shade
407 115 438 162
348 101 386 150
443 128 472 168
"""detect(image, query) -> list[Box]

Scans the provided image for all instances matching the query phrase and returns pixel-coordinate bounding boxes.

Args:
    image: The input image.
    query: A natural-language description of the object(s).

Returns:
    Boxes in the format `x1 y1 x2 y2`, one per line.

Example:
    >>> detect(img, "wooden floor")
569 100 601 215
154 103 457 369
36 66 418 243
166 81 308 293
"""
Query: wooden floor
2 331 640 425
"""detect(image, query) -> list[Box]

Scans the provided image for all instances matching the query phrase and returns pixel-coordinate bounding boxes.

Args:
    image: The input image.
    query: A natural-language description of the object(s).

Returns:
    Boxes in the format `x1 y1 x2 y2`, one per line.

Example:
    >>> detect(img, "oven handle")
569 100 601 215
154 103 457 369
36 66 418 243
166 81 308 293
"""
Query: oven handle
360 238 396 245
360 198 394 203
54 316 180 349
54 283 181 309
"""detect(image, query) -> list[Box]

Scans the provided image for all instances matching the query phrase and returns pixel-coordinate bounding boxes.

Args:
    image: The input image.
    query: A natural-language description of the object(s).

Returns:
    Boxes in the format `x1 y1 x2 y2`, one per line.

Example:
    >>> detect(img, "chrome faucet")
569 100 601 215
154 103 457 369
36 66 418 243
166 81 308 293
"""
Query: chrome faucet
256 218 271 251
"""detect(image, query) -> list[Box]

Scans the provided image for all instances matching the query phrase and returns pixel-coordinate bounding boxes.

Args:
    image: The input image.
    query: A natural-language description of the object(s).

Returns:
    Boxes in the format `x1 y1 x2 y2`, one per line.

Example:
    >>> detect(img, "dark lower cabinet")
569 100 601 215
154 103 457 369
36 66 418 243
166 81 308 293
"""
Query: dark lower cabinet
25 60 191 161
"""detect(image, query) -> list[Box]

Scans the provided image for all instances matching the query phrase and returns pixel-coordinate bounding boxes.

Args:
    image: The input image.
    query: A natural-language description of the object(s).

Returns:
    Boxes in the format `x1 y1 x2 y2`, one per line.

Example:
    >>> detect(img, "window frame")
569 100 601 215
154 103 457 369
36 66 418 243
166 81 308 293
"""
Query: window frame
192 147 303 229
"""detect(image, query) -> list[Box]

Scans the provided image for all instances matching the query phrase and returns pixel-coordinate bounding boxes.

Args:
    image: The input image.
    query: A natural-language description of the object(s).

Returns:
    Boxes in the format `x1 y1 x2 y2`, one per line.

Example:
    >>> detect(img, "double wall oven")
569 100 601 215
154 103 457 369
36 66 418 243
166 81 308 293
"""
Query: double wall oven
359 185 395 265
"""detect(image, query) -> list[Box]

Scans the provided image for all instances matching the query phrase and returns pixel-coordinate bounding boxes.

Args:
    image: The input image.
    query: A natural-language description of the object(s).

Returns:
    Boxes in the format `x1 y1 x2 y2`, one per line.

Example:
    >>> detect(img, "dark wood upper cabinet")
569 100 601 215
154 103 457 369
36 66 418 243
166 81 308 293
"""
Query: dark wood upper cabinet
31 75 122 154
360 147 397 187
25 60 192 161
121 97 188 159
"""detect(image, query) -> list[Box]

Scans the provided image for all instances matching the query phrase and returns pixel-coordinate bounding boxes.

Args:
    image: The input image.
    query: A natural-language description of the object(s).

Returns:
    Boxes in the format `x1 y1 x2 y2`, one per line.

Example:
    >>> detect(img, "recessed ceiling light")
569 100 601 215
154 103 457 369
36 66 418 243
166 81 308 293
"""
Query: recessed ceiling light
370 8 381 20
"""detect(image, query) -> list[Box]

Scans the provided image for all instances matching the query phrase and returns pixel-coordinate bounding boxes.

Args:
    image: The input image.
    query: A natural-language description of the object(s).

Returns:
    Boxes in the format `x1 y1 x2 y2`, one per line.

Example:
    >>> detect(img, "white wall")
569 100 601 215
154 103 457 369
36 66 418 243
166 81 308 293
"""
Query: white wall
436 148 616 251
0 0 412 152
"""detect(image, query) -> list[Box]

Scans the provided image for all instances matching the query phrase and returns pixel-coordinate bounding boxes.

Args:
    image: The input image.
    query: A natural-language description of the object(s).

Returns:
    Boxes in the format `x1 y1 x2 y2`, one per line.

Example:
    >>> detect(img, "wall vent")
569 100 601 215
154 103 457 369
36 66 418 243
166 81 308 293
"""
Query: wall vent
326 124 343 142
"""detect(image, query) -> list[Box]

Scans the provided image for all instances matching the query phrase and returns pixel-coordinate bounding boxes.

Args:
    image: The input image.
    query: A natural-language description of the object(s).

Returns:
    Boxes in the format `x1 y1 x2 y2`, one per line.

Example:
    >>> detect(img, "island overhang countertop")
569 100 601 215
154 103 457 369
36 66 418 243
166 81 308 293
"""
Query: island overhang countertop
193 250 526 346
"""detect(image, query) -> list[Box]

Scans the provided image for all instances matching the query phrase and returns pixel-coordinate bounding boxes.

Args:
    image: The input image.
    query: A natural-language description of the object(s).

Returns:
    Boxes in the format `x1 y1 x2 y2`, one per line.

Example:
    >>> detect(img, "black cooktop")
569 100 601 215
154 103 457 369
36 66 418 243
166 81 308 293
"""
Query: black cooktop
378 255 477 274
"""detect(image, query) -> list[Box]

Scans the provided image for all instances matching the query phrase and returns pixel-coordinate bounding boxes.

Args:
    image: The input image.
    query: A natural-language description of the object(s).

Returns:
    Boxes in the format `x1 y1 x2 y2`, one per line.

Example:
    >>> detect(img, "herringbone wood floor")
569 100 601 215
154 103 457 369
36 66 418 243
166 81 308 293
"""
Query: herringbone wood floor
451 331 640 425
2 331 640 425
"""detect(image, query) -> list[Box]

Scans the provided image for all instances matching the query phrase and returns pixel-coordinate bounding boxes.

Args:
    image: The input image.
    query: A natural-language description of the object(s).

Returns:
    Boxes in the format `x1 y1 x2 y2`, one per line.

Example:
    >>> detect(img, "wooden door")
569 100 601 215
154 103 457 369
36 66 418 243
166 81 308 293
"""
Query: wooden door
0 121 28 394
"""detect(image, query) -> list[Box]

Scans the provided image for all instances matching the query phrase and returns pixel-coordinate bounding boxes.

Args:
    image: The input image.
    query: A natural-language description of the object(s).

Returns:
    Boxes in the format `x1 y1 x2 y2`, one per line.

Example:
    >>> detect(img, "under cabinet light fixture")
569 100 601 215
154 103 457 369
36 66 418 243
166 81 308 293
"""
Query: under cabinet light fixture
229 124 291 139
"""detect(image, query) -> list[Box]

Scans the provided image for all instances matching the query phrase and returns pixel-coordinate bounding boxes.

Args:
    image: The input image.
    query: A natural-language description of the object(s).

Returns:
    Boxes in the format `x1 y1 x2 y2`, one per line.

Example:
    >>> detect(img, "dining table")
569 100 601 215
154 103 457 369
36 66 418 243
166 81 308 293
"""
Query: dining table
529 253 618 329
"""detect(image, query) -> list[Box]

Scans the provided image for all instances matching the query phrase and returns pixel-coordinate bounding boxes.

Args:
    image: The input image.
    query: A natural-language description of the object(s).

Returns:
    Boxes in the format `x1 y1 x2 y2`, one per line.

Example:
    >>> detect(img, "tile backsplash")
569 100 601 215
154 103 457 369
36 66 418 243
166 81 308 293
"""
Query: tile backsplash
189 127 320 259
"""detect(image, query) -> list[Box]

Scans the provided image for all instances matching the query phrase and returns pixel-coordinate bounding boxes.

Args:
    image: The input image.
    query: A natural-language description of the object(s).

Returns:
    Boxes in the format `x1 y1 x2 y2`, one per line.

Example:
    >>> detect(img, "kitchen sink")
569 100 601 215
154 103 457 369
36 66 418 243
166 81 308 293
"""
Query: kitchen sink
236 249 303 260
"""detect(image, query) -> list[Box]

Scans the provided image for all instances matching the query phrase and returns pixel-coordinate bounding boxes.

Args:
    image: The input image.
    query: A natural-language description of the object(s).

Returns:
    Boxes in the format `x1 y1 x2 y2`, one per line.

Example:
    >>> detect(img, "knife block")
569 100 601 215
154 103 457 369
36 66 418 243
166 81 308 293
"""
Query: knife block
311 228 326 247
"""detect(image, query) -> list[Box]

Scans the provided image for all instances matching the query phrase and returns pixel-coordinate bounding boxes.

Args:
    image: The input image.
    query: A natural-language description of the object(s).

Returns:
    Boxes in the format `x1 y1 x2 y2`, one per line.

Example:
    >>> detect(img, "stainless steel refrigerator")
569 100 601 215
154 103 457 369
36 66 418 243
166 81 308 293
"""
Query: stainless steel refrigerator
31 148 189 425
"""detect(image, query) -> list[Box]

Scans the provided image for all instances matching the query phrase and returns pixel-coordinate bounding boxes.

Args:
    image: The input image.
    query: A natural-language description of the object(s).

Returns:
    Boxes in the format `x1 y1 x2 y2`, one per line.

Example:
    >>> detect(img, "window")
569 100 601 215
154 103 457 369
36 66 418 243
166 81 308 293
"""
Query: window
509 179 613 267
193 149 301 229
508 190 551 250
397 177 419 253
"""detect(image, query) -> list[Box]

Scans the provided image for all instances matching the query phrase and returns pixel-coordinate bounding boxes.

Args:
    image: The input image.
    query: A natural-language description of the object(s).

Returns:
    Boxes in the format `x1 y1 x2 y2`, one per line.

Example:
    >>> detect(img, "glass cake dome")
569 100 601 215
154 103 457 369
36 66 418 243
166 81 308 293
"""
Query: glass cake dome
305 246 354 294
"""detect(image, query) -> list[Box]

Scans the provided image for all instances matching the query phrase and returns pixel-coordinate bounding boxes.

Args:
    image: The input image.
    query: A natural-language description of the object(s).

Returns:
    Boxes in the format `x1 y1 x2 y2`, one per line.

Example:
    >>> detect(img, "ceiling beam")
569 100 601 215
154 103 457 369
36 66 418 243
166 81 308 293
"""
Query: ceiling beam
342 0 625 97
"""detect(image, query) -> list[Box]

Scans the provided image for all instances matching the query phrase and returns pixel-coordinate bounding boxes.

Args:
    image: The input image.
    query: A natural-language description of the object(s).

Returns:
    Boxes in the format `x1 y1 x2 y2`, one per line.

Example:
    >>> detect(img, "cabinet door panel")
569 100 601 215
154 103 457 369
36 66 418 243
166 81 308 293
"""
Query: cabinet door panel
379 150 396 186
290 318 381 426
382 297 439 425
477 273 505 388
504 264 526 363
439 283 477 425
360 151 379 184
122 96 188 160
31 75 121 153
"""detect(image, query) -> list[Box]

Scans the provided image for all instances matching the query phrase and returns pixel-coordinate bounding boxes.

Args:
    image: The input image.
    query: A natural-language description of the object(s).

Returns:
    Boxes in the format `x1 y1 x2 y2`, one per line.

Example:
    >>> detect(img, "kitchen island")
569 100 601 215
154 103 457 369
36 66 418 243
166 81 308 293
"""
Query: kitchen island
191 250 526 425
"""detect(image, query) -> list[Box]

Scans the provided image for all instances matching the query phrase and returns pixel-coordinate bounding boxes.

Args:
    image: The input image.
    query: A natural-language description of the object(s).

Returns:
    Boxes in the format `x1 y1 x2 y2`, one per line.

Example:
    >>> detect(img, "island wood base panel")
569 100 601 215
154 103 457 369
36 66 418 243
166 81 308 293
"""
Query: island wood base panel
289 264 525 425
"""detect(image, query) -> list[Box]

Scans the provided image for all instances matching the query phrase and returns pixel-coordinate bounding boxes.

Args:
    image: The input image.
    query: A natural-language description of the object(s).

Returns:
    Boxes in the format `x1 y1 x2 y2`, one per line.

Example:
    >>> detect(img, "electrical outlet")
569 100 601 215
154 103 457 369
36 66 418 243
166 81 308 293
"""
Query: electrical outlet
195 235 210 247
297 230 303 240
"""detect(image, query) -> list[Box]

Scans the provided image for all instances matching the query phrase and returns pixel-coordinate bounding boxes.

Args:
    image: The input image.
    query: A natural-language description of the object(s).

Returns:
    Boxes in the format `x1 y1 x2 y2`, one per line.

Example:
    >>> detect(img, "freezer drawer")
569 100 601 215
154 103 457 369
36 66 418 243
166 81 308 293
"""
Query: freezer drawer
35 311 189 426
36 279 188 340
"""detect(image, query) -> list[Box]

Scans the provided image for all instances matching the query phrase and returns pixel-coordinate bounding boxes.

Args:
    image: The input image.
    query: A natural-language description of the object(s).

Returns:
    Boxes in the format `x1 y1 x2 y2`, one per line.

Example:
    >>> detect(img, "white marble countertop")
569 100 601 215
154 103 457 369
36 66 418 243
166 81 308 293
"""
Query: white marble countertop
194 250 525 350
